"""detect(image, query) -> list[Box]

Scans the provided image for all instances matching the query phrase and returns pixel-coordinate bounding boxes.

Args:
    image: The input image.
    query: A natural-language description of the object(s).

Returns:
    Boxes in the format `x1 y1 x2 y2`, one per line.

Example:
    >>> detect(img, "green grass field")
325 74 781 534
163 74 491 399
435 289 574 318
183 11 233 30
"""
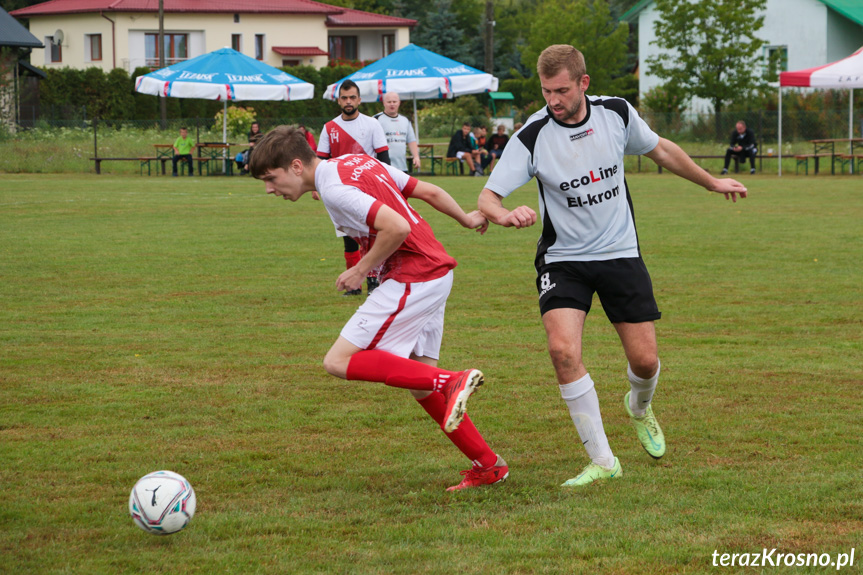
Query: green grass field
1 173 861 574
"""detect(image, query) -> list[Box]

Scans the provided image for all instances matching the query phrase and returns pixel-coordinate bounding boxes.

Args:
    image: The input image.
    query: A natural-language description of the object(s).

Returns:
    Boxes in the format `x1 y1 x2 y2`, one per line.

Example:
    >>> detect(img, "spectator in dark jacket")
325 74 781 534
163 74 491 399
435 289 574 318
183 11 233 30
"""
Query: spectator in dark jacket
447 122 479 175
722 121 757 175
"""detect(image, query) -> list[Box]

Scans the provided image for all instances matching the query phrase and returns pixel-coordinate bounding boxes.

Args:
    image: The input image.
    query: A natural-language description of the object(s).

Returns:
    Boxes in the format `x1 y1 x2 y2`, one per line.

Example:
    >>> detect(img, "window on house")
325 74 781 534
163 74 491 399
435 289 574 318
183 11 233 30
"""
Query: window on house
233 13 240 23
145 33 189 68
255 34 265 60
47 36 62 63
382 34 395 58
329 36 357 60
87 34 102 61
766 45 788 75
232 34 242 52
282 59 300 67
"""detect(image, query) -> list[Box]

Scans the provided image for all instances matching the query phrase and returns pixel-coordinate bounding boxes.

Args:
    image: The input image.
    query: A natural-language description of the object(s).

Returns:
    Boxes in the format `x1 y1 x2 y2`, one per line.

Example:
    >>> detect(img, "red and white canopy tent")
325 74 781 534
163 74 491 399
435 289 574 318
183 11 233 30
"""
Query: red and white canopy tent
777 46 863 175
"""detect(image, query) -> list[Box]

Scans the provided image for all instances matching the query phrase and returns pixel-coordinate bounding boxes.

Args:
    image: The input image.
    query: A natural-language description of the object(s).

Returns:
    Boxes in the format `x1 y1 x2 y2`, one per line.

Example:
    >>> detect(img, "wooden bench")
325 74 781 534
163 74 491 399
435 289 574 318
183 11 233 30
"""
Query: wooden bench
195 157 213 176
794 153 833 175
836 154 863 174
90 157 162 175
444 157 465 175
406 145 443 175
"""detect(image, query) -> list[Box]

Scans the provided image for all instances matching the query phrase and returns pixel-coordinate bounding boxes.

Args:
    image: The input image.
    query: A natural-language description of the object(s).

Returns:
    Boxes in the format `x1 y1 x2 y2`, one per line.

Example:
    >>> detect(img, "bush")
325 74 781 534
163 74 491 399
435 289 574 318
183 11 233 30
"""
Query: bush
214 106 258 138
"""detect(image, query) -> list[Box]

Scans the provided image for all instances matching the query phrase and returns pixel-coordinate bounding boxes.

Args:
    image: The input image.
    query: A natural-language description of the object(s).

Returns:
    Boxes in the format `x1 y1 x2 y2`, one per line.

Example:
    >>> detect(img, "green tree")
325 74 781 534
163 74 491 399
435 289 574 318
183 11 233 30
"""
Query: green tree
411 0 469 63
646 0 768 135
520 0 635 101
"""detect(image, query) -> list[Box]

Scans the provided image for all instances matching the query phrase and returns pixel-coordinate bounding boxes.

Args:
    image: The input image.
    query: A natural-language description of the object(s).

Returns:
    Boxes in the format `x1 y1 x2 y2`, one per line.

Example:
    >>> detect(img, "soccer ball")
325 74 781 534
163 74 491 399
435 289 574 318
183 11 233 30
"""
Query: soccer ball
129 470 196 535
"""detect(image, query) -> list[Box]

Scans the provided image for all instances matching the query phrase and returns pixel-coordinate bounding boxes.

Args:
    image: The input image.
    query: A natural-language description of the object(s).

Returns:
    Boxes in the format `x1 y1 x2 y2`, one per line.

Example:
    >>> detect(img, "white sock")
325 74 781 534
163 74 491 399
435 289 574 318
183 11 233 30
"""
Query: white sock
628 359 660 417
559 373 615 468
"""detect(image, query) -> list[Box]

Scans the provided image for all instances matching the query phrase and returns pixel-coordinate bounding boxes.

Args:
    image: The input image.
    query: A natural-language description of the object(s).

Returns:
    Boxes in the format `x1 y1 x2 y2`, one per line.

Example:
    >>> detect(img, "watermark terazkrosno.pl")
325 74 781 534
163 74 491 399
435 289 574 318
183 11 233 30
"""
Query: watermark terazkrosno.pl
713 549 855 570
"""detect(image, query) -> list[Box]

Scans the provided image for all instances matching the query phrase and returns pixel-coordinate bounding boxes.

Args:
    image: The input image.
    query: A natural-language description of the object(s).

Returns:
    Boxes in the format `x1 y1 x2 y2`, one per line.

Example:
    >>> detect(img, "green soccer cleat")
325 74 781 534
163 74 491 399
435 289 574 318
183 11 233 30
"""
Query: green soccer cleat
624 391 666 459
561 457 622 487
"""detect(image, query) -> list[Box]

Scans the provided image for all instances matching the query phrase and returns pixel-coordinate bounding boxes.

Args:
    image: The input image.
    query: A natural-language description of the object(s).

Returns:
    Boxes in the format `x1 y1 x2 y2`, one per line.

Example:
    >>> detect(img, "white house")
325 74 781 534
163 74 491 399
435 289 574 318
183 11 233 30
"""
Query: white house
623 0 863 111
10 0 416 73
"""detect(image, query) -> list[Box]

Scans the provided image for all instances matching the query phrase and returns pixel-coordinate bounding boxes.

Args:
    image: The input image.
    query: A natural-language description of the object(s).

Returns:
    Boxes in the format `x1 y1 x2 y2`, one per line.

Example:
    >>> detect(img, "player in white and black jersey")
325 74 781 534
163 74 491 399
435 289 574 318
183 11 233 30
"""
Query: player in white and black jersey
374 92 421 173
479 45 747 488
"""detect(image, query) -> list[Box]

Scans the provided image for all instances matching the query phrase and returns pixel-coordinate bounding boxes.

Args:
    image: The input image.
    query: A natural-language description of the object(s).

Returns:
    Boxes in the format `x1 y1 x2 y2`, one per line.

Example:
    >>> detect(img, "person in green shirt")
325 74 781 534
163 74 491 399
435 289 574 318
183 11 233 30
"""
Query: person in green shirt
172 127 196 177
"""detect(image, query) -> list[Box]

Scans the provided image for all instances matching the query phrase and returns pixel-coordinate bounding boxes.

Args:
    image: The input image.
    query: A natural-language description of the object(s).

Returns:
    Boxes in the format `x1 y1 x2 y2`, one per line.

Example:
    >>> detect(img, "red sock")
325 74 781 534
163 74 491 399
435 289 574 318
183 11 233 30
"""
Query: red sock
416 392 497 468
346 350 460 391
344 250 361 270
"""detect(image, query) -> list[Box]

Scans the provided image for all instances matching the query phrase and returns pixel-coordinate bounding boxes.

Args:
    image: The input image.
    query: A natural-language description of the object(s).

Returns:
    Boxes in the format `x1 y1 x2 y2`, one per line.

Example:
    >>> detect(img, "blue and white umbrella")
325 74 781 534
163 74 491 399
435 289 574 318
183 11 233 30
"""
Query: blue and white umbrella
323 44 498 139
136 47 314 143
323 44 497 102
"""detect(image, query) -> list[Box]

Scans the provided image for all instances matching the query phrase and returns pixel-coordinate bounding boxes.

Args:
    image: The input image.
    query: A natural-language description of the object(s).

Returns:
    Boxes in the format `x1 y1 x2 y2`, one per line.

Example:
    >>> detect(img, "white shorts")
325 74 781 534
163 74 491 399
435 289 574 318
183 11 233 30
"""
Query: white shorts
455 151 468 160
340 270 453 360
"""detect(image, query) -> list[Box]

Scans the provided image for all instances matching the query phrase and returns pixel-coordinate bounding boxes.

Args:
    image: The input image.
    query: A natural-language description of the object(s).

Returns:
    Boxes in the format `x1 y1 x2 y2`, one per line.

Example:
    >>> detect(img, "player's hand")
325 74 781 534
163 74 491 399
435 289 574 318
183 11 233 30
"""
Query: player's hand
709 178 748 203
336 267 365 293
413 156 422 170
502 205 537 228
462 210 489 235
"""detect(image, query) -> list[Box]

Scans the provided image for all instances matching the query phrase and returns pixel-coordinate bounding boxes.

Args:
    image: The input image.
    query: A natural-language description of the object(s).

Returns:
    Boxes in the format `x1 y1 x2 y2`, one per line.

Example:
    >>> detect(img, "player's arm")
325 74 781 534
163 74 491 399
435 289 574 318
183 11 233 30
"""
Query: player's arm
478 188 537 229
335 205 410 293
644 137 748 202
376 149 391 165
409 180 488 234
316 129 331 159
408 140 421 169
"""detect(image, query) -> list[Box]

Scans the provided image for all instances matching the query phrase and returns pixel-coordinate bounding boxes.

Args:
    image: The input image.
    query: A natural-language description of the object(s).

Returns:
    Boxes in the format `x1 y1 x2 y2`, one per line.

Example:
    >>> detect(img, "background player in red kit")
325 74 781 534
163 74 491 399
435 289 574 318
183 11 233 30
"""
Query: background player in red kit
318 80 391 296
249 125 508 491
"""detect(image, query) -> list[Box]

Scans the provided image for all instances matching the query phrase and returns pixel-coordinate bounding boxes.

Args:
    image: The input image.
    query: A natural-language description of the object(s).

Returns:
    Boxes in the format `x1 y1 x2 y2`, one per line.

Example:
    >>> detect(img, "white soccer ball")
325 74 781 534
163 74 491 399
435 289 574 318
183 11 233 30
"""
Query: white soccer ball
129 470 196 535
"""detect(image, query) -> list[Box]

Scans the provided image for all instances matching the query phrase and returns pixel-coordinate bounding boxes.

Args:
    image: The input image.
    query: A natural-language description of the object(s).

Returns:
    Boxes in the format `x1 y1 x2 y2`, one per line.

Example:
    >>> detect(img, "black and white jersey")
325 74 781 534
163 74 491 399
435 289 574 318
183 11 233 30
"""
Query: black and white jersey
485 96 659 265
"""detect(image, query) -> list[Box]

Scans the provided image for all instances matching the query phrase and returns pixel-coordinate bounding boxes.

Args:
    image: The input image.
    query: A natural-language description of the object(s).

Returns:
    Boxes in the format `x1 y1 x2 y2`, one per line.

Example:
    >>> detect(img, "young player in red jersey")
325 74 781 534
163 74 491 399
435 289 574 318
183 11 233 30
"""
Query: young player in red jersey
318 80 391 296
249 125 508 491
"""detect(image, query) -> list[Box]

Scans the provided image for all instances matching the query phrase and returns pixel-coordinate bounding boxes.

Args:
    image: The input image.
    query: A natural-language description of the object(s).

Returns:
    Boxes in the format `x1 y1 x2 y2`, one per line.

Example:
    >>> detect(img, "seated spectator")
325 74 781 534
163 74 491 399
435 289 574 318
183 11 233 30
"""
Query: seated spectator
172 127 195 177
486 125 509 170
513 122 524 133
722 120 757 175
236 121 264 175
447 122 478 175
471 125 492 175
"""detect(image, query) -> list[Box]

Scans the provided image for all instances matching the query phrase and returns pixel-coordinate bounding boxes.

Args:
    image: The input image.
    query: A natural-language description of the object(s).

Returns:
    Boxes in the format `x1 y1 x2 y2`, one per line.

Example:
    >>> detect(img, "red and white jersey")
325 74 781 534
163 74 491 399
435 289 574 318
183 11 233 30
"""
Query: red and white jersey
317 113 389 159
315 154 457 283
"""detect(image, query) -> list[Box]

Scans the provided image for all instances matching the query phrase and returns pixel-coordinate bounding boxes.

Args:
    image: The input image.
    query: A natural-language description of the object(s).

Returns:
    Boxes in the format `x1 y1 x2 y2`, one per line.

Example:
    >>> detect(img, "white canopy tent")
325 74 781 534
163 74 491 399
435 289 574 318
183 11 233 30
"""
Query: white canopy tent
777 46 863 175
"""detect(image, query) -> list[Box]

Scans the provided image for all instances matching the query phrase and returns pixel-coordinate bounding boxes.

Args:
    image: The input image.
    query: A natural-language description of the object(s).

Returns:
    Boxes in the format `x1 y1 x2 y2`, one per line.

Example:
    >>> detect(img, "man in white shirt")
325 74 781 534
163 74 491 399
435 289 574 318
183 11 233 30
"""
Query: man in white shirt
374 92 421 173
479 44 748 488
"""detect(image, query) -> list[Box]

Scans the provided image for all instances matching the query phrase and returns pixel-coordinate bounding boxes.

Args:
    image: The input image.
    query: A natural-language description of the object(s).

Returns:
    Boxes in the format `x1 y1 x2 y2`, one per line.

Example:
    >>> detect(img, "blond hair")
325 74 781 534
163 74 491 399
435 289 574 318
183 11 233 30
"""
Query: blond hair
537 45 587 80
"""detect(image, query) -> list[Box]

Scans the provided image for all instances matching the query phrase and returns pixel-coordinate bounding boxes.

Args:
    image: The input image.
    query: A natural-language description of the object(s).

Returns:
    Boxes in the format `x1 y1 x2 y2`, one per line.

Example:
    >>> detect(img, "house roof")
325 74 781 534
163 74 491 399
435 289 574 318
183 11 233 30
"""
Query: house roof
620 0 652 23
10 0 340 16
326 7 415 28
19 58 47 77
272 46 328 56
9 0 411 24
621 0 863 26
0 7 43 47
817 0 863 26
